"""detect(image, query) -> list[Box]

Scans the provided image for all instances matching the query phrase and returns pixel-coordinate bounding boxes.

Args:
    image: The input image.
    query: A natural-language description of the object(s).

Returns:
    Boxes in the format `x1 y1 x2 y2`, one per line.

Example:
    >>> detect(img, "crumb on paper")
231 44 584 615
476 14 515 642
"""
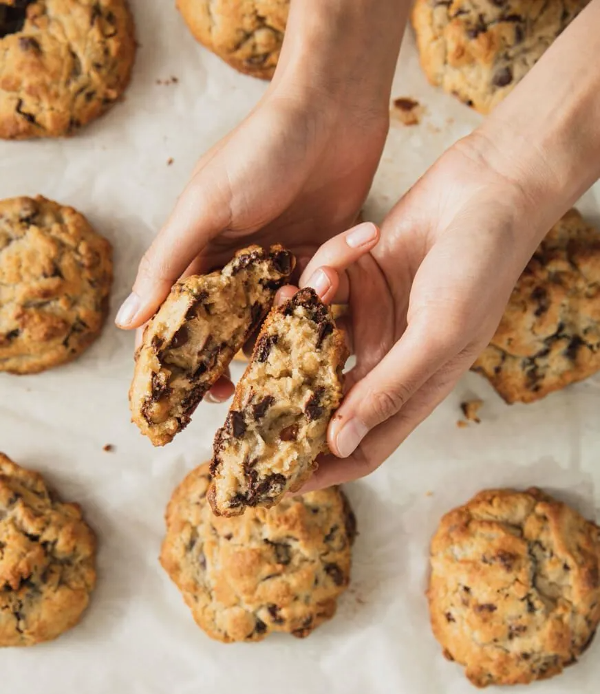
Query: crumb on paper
156 77 179 86
167 158 174 166
426 123 441 134
426 491 434 497
103 444 115 453
457 399 483 427
456 420 469 429
391 97 424 126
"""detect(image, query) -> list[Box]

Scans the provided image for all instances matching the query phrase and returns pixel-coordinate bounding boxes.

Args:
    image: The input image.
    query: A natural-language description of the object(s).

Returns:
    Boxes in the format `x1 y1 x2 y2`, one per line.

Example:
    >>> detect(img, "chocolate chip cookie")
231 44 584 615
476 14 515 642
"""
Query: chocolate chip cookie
428 487 600 687
473 209 600 403
0 452 97 646
209 288 347 517
176 0 289 79
130 245 294 447
160 462 355 642
0 196 113 374
411 0 590 114
0 0 136 139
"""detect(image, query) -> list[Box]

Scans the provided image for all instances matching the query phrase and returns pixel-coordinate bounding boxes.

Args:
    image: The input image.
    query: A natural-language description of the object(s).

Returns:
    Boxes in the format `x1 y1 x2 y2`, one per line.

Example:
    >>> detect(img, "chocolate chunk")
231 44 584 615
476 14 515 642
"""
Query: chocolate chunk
15 98 37 125
445 612 456 623
493 66 513 87
253 618 268 634
316 321 334 348
267 604 284 624
230 411 246 438
255 334 277 363
508 624 527 640
495 550 517 570
305 388 324 421
565 335 584 361
185 290 209 320
514 24 524 43
279 424 299 442
151 372 171 401
151 335 164 352
475 603 497 613
265 540 291 565
169 325 189 349
466 13 487 39
18 36 40 52
271 250 292 275
2 328 20 343
249 474 286 503
253 396 274 420
0 0 33 38
531 286 549 317
324 525 339 543
324 563 345 586
394 97 419 111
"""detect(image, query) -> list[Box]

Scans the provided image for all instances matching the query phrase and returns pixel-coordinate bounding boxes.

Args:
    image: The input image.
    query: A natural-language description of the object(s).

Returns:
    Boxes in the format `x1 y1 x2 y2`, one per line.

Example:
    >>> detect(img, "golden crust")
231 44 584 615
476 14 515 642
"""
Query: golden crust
176 0 288 79
411 0 589 114
428 487 600 687
473 209 600 403
0 452 97 646
160 462 355 643
0 0 136 139
0 195 113 374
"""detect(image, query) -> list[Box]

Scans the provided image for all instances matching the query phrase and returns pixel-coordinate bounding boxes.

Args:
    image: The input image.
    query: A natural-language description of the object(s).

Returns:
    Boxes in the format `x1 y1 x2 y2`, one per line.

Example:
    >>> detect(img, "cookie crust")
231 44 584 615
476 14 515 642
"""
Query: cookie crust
0 195 113 374
411 0 590 114
176 0 288 79
0 452 97 646
160 462 355 643
129 245 294 446
209 288 347 517
0 0 136 139
473 209 600 403
428 487 600 687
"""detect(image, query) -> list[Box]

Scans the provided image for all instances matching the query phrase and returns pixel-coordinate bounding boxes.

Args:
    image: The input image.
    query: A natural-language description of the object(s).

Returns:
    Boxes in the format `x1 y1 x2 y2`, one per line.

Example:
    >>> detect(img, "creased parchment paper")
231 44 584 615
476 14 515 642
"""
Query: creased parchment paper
0 3 599 692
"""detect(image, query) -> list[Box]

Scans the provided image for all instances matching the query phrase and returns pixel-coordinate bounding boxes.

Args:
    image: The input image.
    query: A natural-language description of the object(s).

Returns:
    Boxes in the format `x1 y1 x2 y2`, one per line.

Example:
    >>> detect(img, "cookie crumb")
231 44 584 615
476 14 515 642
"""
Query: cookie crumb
392 97 424 126
102 444 115 453
167 158 174 166
456 420 469 429
461 399 483 423
426 491 434 497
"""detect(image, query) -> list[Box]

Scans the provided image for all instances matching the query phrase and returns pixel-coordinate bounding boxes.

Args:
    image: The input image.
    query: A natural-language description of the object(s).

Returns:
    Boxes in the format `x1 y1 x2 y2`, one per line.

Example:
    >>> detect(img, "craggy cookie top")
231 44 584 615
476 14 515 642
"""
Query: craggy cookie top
130 245 294 446
411 0 589 114
428 487 600 687
0 0 136 139
0 196 113 374
177 0 289 79
0 452 97 646
473 209 600 403
160 463 355 642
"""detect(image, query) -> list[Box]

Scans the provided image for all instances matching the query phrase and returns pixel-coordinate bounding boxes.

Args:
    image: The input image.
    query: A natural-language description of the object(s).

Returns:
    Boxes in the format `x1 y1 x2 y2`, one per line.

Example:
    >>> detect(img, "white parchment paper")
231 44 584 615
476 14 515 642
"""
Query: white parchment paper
0 3 599 692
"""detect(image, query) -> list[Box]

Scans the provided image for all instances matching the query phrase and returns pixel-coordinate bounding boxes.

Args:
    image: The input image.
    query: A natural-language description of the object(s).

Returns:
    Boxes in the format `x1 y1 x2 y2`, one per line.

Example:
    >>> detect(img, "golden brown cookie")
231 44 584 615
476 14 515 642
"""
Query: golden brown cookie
209 288 347 517
411 0 590 114
0 452 97 646
0 195 113 374
473 209 600 403
176 0 289 79
0 0 136 139
160 462 355 642
129 245 294 446
428 487 600 687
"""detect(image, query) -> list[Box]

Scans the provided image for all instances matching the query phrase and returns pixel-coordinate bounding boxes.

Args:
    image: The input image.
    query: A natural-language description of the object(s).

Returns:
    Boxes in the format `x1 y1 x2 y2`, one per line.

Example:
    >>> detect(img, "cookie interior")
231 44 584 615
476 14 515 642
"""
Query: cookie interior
0 1 33 38
210 288 347 516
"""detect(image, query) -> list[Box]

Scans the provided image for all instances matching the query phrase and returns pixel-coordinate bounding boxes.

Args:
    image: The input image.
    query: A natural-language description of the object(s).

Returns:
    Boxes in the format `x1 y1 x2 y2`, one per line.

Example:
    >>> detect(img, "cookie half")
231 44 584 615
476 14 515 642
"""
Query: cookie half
209 288 347 517
0 0 136 139
411 0 589 114
473 209 600 403
129 245 294 446
160 462 355 642
0 452 97 646
0 195 113 374
428 487 600 687
177 0 289 79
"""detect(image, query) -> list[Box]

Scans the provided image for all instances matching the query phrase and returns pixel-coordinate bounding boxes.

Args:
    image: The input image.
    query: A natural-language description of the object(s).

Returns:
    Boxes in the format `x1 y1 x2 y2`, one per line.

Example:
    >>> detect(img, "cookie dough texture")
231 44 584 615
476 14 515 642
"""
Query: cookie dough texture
160 462 355 642
0 195 113 374
176 0 289 79
130 245 294 446
411 0 590 114
473 209 600 403
0 0 136 139
429 487 600 687
0 452 96 646
209 288 347 517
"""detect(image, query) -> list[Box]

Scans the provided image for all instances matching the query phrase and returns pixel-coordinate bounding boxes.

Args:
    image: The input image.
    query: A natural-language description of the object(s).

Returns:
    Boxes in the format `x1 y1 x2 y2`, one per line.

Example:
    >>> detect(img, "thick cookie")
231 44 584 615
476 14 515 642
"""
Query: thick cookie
0 452 97 646
160 462 355 643
209 288 347 517
473 209 600 403
0 0 136 139
176 0 289 79
428 487 600 687
129 245 294 446
0 195 113 374
411 0 589 114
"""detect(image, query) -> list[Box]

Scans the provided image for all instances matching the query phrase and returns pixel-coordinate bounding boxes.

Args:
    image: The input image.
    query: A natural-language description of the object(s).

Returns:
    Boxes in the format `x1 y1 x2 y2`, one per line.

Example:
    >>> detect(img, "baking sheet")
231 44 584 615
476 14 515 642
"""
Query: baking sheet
1 2 599 692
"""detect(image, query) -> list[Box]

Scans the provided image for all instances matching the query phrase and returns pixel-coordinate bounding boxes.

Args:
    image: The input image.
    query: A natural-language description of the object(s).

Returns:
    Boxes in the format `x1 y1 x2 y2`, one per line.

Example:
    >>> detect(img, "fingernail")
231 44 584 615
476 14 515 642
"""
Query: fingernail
115 292 141 327
335 418 369 458
204 392 228 404
346 222 377 249
305 268 331 298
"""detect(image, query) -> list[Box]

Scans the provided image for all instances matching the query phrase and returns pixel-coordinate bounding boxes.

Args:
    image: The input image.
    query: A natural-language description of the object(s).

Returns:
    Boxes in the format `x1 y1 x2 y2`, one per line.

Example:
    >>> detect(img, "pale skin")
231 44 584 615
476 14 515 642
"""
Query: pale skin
117 0 600 490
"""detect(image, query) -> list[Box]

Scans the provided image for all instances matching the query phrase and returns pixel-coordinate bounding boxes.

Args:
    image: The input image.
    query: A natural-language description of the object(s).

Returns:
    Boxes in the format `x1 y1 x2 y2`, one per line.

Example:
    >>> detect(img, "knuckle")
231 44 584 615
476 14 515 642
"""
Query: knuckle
363 385 410 426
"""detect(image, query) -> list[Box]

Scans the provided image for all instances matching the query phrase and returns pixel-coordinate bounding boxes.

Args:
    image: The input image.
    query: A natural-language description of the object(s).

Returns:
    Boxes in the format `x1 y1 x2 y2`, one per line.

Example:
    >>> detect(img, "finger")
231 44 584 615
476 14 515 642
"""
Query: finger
275 284 298 306
299 222 379 304
205 373 235 403
327 313 468 458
